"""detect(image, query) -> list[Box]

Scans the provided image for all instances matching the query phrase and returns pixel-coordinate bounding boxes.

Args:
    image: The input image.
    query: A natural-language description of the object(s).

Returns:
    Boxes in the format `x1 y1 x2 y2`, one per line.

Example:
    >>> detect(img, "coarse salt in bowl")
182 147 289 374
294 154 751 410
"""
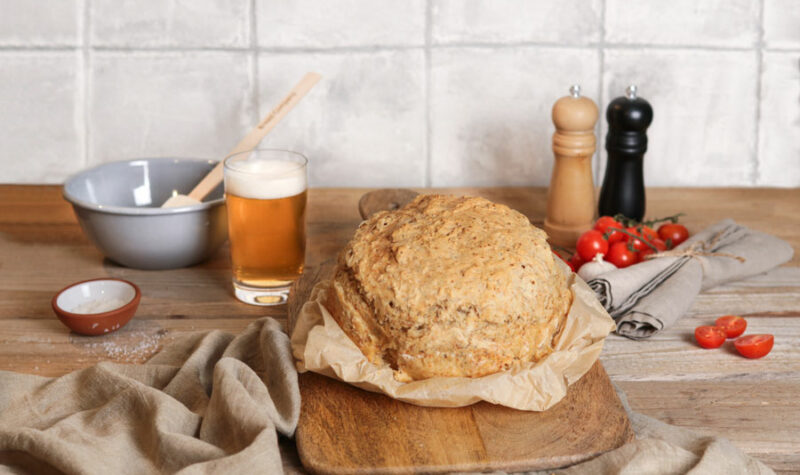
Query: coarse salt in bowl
52 278 141 336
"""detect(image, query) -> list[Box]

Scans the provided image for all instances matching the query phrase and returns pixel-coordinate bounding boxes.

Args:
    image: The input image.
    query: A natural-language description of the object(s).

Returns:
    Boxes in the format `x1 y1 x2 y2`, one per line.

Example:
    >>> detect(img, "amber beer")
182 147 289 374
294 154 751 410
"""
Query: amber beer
227 190 306 283
223 150 307 305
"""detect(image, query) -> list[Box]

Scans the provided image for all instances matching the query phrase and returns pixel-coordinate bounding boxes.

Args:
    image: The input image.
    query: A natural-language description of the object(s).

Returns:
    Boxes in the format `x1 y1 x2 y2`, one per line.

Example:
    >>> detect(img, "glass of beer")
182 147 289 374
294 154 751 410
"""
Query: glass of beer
223 149 307 305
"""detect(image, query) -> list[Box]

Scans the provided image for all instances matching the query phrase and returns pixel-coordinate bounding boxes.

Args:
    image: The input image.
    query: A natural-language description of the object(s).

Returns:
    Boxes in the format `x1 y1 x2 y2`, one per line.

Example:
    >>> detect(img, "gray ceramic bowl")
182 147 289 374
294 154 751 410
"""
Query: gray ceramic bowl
63 158 227 270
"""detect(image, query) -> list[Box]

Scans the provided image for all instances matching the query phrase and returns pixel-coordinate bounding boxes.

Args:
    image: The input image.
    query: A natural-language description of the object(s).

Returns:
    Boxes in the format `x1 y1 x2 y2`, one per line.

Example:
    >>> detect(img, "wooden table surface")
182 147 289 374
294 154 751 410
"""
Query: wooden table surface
1 185 798 473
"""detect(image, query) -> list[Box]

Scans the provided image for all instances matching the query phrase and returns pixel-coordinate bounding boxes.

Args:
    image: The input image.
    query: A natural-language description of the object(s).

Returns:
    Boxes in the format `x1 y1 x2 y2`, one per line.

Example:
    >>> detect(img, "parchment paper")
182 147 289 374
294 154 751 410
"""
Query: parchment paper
290 264 617 411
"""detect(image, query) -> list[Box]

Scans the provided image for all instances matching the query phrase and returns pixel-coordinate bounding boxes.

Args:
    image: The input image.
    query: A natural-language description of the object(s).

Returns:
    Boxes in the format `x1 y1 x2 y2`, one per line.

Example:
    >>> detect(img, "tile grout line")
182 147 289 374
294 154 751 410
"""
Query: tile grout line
752 0 765 185
423 0 433 187
3 43 800 55
595 0 607 187
249 0 260 125
0 45 77 51
421 42 762 52
98 45 422 53
81 0 90 169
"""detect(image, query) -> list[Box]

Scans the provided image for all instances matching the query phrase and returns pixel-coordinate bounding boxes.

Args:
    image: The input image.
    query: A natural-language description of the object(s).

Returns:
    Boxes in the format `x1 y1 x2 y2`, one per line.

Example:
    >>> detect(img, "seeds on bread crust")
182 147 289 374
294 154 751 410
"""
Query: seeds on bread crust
327 194 571 382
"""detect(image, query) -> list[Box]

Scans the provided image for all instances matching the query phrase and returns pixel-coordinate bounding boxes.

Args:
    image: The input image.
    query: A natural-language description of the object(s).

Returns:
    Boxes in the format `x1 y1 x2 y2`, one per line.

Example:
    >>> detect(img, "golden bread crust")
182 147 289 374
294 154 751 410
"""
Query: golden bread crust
327 194 571 381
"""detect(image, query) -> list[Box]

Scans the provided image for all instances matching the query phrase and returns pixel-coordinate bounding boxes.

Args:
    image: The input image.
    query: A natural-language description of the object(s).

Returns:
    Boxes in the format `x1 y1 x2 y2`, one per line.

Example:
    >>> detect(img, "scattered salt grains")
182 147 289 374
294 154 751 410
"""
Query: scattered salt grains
76 328 167 363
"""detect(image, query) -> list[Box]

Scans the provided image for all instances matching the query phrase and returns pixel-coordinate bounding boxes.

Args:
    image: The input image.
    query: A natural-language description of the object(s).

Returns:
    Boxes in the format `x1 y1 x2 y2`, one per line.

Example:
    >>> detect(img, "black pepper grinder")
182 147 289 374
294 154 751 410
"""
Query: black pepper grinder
598 85 653 221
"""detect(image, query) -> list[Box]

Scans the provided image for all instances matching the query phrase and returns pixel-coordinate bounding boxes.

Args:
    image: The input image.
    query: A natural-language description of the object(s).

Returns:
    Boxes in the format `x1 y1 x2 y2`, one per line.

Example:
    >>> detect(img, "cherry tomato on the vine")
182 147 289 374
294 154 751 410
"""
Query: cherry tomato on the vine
594 216 620 233
576 230 609 262
658 223 689 248
695 325 726 349
568 253 585 273
715 315 747 338
611 234 626 246
606 242 637 268
625 227 650 252
734 334 774 359
624 226 641 238
595 216 625 244
636 238 667 262
641 226 659 243
607 230 626 245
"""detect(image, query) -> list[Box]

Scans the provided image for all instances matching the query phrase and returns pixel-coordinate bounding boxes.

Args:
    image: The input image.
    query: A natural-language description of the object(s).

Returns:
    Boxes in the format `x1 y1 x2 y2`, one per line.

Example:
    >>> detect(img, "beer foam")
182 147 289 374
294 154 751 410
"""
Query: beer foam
224 159 307 200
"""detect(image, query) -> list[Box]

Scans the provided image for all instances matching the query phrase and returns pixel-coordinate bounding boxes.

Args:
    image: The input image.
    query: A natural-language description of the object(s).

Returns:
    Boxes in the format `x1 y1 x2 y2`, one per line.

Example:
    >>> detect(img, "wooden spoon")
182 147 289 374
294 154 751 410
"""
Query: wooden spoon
162 72 322 208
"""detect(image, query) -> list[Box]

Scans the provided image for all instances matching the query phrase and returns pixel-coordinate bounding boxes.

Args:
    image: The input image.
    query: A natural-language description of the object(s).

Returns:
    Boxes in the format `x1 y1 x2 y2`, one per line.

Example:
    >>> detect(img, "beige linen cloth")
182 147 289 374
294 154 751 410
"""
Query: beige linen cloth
0 319 299 474
0 318 773 474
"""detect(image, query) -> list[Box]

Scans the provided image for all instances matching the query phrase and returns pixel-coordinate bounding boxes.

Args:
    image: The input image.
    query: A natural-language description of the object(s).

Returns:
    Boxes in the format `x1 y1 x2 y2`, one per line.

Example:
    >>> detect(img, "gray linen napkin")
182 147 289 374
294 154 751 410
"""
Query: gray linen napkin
587 219 794 339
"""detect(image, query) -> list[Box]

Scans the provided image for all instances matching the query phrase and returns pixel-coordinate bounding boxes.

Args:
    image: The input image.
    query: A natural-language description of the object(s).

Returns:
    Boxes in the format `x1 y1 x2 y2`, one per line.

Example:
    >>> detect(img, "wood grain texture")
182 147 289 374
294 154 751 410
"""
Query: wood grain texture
289 262 633 474
1 185 799 472
297 364 632 475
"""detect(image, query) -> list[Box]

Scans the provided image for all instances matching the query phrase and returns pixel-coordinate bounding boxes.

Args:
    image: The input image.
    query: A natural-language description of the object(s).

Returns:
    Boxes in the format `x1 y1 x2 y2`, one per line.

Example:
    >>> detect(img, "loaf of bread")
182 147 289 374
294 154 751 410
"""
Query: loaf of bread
326 194 571 382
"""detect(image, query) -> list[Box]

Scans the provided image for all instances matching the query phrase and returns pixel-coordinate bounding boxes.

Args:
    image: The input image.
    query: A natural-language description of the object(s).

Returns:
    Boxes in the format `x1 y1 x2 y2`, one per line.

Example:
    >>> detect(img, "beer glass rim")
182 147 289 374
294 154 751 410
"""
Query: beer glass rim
223 149 308 176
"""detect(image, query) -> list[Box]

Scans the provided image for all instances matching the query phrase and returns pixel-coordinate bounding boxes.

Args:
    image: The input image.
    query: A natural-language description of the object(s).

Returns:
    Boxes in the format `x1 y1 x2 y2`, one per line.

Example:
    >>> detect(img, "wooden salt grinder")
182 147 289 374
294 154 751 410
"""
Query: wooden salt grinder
544 85 598 248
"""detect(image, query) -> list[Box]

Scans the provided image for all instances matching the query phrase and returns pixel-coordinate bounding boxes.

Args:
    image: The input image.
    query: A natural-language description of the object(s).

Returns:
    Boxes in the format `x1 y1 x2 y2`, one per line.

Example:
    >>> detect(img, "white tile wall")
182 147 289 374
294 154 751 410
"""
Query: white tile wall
0 0 797 187
430 47 600 186
256 0 426 48
605 0 760 48
601 49 759 187
0 0 82 46
763 0 800 49
431 0 602 45
758 52 800 186
257 51 426 187
90 0 250 48
90 52 254 164
0 52 83 183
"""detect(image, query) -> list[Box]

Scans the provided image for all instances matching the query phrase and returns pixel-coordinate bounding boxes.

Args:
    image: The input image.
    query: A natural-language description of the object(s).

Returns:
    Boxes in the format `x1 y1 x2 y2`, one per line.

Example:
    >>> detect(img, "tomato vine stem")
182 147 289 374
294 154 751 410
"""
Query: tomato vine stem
612 213 685 229
605 227 660 252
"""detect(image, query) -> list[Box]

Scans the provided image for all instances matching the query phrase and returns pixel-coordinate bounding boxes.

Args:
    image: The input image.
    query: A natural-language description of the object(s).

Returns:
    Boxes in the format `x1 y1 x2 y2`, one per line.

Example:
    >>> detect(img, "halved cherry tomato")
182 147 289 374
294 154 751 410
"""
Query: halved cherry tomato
606 242 637 268
658 223 689 248
576 230 609 262
734 334 774 359
595 216 625 244
694 325 726 349
568 253 585 273
715 315 747 338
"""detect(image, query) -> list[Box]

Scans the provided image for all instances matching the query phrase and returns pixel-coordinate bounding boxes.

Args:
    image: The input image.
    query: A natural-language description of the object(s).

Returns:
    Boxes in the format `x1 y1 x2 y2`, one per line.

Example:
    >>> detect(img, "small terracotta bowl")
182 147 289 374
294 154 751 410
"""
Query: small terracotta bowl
52 278 141 336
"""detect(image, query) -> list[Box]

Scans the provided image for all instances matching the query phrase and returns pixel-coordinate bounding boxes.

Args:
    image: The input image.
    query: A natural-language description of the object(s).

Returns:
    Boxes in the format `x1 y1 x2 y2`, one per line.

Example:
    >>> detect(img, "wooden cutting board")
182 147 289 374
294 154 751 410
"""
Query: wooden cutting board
288 261 634 475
